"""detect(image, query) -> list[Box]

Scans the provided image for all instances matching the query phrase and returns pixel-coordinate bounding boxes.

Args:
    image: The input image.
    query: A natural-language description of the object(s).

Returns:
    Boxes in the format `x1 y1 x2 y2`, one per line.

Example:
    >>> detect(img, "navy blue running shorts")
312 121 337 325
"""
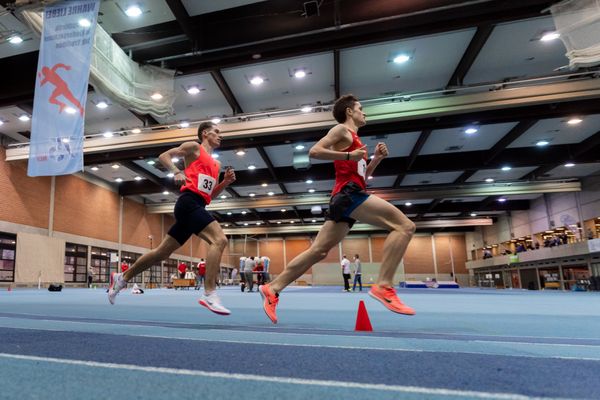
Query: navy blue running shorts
167 191 215 245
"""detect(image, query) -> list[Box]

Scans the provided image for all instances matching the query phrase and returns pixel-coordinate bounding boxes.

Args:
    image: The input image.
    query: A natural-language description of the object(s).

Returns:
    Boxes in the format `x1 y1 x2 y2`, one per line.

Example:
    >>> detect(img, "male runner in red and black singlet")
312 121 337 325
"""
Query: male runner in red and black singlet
108 122 235 315
259 94 417 323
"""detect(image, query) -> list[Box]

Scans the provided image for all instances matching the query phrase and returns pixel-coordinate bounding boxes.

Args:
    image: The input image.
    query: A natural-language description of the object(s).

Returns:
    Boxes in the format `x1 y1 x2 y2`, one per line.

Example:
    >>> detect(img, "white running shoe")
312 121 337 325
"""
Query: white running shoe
198 292 231 315
108 272 127 305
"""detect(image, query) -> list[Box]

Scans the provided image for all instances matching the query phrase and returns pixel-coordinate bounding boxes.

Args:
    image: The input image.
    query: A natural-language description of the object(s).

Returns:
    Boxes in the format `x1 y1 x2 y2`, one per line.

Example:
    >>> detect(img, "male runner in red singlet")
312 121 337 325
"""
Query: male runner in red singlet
259 94 417 323
108 122 235 315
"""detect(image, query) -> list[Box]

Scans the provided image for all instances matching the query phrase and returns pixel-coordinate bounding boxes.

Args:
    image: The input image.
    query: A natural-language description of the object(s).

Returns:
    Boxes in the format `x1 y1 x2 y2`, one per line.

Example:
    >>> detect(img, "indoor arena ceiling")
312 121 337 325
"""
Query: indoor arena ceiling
1 0 600 233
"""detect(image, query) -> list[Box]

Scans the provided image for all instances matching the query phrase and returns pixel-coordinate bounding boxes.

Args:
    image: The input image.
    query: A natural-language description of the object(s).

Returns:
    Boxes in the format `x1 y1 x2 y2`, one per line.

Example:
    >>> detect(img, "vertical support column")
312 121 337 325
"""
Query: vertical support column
48 176 56 236
368 235 373 263
543 193 554 229
575 192 585 241
448 236 456 280
535 267 542 290
282 238 287 268
558 264 565 291
160 215 164 285
118 196 123 268
338 241 343 260
431 235 438 279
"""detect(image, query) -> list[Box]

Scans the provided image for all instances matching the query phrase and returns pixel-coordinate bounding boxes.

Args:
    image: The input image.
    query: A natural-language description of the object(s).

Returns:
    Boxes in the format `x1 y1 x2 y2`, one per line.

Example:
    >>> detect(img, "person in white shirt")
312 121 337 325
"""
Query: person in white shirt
341 255 351 292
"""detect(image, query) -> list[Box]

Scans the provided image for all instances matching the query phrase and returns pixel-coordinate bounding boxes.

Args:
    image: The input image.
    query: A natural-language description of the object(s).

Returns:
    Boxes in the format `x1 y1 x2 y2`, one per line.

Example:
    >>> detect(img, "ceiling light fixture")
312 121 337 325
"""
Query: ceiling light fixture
501 166 512 171
96 101 108 109
131 128 141 134
485 178 494 183
536 140 550 147
211 153 219 159
150 92 163 100
146 160 155 165
211 118 221 124
162 191 169 195
295 144 305 150
301 106 312 113
281 209 286 212
125 5 142 17
305 179 313 184
115 178 123 182
9 35 23 44
308 188 315 193
18 114 30 122
249 193 256 197
567 118 582 125
250 76 264 85
470 213 477 217
111 164 120 169
464 127 478 135
220 195 227 199
179 121 190 128
498 198 507 202
268 191 274 196
241 211 247 215
134 176 142 181
247 164 256 170
393 54 410 64
103 131 113 138
236 150 246 156
187 86 200 95
564 162 575 167
540 32 560 42
91 166 99 171
294 69 307 78
405 202 412 206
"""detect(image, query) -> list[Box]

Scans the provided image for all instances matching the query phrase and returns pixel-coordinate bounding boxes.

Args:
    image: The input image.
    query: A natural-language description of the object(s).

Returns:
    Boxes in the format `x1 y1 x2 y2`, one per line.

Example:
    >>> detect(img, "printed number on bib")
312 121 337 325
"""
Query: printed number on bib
357 159 367 178
197 173 216 195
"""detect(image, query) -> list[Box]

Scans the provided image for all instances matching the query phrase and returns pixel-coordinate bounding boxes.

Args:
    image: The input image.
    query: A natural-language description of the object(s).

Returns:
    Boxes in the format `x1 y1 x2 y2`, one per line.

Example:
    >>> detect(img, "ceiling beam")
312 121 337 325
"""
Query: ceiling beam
164 0 197 45
146 180 580 213
223 218 493 235
393 128 431 187
130 110 160 127
446 24 494 88
484 119 538 165
210 69 243 115
333 49 340 99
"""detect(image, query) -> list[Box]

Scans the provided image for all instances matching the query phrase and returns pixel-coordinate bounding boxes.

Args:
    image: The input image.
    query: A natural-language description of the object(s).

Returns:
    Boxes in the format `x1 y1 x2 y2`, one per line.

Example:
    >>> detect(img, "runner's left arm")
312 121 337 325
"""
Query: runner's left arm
365 142 388 178
212 164 236 199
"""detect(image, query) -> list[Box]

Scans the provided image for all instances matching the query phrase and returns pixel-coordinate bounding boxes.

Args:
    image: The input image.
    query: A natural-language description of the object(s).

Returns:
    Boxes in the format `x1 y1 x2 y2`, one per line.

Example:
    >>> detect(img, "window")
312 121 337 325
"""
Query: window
91 247 118 284
64 243 88 282
164 259 178 284
0 233 17 282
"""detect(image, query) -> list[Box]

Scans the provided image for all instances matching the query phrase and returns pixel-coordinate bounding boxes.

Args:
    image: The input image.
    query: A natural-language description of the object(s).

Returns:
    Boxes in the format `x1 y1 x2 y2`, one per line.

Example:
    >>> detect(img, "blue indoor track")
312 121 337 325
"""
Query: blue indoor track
1 286 600 399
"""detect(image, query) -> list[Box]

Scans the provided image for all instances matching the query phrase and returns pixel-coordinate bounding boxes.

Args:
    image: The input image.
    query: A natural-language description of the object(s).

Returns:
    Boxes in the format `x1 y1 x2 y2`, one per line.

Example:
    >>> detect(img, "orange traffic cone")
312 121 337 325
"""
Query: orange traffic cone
354 300 373 332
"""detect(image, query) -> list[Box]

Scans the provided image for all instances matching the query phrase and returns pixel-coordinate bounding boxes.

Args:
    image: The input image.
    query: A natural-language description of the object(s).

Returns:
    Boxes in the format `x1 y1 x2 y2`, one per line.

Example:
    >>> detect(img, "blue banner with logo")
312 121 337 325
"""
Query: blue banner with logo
28 1 100 177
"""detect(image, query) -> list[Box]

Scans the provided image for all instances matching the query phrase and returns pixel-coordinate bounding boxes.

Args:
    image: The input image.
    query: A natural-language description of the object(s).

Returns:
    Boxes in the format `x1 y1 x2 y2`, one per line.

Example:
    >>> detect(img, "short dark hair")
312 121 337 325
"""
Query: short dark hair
332 94 358 123
197 122 215 142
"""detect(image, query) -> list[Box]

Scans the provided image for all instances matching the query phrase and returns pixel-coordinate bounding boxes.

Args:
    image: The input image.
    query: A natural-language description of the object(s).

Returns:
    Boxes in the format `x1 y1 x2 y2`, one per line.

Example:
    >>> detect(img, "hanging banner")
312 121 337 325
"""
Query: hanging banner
28 0 100 177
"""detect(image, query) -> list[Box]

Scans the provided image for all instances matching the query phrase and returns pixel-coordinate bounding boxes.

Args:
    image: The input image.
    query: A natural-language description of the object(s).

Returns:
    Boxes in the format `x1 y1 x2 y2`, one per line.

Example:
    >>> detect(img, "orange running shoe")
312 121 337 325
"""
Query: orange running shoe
259 284 279 324
369 284 415 315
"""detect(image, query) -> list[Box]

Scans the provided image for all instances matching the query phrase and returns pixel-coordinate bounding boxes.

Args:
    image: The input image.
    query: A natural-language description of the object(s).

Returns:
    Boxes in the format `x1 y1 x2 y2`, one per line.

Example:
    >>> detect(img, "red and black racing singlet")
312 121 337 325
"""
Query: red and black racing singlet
180 145 220 205
331 129 367 196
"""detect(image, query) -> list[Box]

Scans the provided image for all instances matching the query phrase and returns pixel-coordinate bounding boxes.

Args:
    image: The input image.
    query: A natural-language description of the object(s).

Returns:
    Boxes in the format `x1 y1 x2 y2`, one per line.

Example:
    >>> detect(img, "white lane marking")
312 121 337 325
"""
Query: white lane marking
3 313 600 343
0 352 564 400
1 323 600 362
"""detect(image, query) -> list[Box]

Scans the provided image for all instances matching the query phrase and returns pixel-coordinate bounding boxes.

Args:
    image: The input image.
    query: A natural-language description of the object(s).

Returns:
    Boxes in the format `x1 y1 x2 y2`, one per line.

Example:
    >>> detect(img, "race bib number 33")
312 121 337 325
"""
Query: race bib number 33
357 159 367 178
197 173 216 195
